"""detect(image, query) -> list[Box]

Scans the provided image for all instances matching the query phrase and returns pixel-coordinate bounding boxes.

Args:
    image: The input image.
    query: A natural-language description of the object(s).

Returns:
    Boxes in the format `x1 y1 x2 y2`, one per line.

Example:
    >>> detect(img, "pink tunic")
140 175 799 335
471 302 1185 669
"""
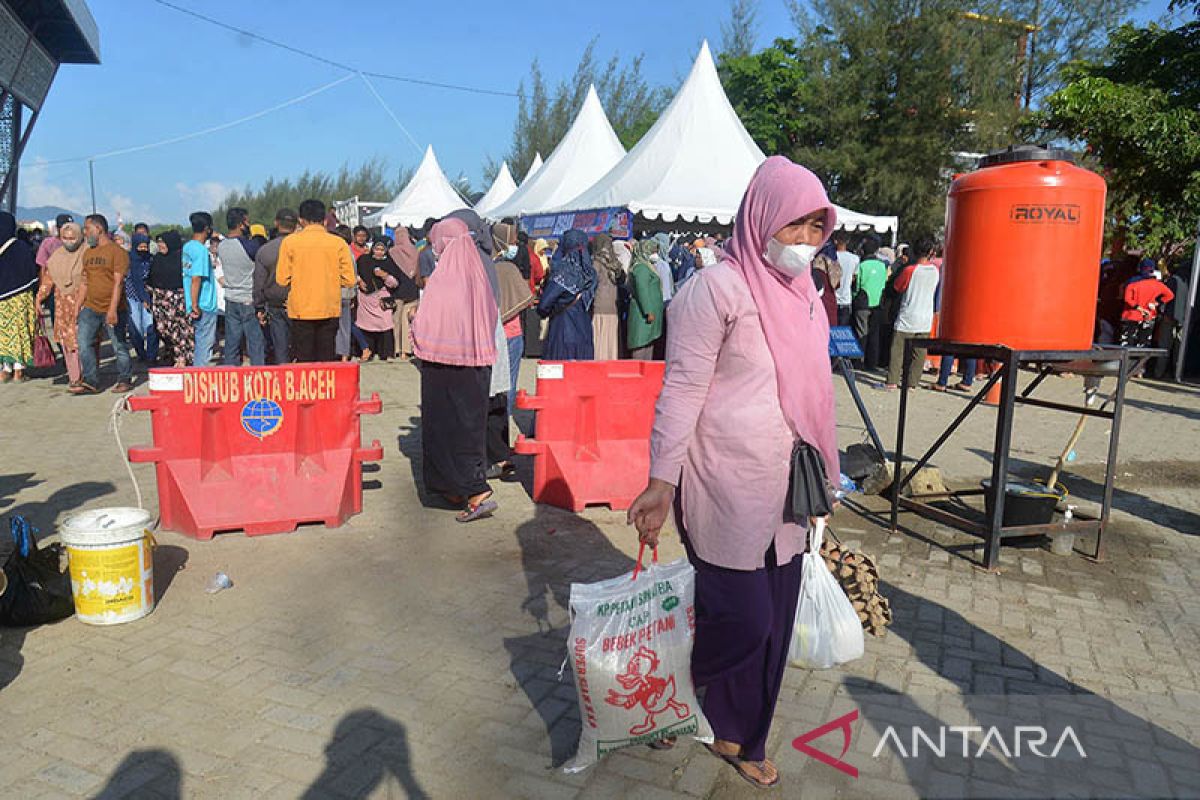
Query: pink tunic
649 262 805 571
355 274 398 332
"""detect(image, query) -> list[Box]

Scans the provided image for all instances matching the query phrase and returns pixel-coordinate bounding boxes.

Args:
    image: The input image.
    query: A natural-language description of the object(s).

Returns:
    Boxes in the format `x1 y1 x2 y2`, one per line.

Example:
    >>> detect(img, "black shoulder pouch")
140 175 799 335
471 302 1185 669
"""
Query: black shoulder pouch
789 440 833 522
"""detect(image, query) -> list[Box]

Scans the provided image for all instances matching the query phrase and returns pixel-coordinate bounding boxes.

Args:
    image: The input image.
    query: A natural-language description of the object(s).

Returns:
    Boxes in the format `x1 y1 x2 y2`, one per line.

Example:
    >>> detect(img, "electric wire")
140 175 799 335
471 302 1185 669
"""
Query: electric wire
33 73 356 167
150 0 519 98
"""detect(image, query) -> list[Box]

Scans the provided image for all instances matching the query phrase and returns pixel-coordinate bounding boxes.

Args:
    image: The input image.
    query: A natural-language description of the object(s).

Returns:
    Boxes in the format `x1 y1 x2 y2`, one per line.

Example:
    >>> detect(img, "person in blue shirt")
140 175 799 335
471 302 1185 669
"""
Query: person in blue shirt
182 211 218 367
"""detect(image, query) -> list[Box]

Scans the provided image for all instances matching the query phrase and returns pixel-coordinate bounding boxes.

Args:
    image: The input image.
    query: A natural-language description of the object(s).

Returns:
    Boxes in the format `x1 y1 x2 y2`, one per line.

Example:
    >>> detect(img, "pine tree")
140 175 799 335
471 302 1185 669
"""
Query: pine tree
499 41 667 179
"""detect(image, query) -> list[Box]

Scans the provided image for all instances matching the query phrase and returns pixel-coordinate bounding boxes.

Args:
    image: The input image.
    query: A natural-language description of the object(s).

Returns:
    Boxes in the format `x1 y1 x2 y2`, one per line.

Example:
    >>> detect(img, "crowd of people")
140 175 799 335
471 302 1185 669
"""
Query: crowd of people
0 154 1193 787
0 195 1189 399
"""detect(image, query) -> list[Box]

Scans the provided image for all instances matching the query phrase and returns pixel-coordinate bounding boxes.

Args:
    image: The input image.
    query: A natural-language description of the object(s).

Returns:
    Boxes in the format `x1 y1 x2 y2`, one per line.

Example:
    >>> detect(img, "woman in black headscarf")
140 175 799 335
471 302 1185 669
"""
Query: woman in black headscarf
355 238 403 361
0 211 39 382
537 229 597 360
147 230 193 367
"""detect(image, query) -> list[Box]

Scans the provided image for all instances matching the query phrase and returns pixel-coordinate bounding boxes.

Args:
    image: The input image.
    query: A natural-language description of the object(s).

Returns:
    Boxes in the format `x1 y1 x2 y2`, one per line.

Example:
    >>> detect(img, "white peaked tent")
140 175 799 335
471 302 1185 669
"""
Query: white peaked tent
553 41 899 237
832 205 899 239
486 86 626 220
473 162 518 218
520 153 544 185
552 41 761 225
362 145 468 229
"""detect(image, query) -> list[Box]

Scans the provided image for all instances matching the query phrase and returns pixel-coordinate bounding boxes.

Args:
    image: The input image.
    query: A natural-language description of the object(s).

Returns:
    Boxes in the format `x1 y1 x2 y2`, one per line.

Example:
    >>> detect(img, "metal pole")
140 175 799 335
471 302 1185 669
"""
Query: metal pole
984 349 1019 570
88 159 96 213
1024 0 1041 109
1098 349 1131 561
890 338 913 534
1175 217 1200 383
837 357 887 459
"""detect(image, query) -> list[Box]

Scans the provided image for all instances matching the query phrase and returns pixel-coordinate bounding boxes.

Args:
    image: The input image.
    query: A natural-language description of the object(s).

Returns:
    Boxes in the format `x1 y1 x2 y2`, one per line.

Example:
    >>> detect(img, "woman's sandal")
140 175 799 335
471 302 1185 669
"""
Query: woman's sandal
456 495 498 523
705 743 780 790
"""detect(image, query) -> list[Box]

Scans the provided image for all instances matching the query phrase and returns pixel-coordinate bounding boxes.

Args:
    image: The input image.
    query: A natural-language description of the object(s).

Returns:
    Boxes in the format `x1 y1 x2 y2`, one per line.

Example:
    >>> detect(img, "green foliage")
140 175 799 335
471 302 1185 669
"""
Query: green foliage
212 158 413 234
720 0 760 59
736 0 1139 241
1034 21 1200 259
718 38 814 156
498 41 669 180
789 0 1027 240
1001 0 1142 106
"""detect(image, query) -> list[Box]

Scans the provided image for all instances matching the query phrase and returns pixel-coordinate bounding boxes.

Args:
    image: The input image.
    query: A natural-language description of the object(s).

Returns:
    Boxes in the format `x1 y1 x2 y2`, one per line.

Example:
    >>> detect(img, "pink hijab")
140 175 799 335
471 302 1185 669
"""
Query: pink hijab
724 156 840 480
410 218 497 367
389 227 420 278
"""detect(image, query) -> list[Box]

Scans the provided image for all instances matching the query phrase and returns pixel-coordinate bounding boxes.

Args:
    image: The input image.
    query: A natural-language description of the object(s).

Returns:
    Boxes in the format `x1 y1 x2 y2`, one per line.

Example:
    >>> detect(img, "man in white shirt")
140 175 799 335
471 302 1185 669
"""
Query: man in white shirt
834 232 860 327
886 240 941 390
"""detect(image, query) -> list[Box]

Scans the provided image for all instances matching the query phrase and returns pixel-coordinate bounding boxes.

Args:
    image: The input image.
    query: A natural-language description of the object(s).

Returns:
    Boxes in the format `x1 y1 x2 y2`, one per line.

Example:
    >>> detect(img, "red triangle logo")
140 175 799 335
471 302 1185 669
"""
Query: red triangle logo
792 709 859 778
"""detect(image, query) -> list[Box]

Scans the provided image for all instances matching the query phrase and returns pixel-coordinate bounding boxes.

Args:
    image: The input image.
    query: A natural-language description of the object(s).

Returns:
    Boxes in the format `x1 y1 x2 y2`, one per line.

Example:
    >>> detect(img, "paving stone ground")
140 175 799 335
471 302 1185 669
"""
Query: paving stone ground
1 355 1198 799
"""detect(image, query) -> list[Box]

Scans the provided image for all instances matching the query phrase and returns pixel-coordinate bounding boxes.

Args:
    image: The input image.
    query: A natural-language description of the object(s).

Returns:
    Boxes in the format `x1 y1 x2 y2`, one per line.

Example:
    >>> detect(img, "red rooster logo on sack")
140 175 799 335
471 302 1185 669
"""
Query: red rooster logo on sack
604 646 691 735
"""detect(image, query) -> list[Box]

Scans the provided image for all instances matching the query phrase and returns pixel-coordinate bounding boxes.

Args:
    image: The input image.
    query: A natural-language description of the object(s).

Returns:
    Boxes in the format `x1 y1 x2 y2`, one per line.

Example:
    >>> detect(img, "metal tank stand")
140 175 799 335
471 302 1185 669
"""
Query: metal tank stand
888 341 1164 570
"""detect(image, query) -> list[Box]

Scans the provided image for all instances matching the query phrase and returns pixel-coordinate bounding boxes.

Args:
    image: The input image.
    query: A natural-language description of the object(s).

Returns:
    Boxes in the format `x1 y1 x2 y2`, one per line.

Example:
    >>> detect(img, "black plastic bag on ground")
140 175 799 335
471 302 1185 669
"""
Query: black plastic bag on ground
0 516 74 627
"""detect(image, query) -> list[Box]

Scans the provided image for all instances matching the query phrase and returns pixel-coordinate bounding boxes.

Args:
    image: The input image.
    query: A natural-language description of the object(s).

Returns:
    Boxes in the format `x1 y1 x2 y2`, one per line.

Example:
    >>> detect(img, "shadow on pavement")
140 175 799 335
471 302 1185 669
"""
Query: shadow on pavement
152 544 189 605
93 748 182 799
395 415 434 508
4 480 117 542
1124 396 1200 423
505 497 636 767
0 472 40 511
302 708 429 799
0 627 26 692
840 582 1200 798
361 461 382 492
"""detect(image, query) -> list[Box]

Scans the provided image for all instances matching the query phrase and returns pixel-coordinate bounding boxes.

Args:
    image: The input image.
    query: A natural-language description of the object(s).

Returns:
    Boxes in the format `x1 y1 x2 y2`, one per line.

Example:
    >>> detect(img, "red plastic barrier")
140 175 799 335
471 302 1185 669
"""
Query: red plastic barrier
127 363 383 539
514 360 664 512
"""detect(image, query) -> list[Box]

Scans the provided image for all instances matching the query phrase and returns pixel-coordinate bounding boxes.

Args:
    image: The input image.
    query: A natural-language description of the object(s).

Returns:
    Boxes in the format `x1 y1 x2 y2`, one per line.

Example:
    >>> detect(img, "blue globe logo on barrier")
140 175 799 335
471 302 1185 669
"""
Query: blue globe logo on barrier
241 398 283 440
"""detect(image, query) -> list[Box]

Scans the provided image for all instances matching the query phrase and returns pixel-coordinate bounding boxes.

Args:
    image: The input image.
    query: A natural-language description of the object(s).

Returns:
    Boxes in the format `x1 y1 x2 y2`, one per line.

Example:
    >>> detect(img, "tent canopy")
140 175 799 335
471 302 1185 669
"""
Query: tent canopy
551 41 763 225
546 41 898 238
833 205 898 238
363 145 468 229
473 162 518 219
520 153 544 185
486 86 625 220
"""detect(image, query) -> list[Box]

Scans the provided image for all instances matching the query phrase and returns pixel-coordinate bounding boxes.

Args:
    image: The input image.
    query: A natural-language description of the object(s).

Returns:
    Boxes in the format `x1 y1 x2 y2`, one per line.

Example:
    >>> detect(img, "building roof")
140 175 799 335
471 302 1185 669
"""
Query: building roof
8 0 100 64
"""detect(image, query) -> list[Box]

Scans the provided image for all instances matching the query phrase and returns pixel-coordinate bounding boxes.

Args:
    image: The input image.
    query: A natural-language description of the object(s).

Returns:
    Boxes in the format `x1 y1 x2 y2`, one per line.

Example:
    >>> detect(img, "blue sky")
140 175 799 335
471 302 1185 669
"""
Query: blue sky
18 0 1179 225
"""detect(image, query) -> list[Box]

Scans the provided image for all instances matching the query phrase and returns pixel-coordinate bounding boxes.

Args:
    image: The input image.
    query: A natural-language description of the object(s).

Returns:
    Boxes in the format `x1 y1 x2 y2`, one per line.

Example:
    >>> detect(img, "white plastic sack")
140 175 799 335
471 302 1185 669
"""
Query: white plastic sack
789 518 865 669
564 547 713 772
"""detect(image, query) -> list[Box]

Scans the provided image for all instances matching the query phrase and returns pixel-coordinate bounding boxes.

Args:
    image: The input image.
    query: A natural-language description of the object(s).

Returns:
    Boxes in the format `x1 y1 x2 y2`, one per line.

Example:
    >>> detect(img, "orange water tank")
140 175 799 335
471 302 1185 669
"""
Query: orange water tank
939 145 1107 350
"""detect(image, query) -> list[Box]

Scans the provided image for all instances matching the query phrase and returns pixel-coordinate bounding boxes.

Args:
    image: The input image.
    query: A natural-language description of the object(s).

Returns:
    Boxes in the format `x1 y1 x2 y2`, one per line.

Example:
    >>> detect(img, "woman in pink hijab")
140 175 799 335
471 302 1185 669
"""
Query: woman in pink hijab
628 156 838 788
411 217 500 522
389 227 421 359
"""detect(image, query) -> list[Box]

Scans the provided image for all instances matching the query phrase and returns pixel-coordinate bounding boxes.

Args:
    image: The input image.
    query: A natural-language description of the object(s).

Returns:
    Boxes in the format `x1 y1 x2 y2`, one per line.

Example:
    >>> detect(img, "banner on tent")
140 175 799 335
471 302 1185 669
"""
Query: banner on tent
520 207 633 240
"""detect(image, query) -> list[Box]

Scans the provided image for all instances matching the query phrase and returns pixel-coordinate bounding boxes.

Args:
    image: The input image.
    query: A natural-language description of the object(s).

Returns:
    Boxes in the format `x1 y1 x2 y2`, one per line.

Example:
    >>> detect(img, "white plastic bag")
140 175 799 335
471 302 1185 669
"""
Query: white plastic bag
564 545 714 772
789 518 865 669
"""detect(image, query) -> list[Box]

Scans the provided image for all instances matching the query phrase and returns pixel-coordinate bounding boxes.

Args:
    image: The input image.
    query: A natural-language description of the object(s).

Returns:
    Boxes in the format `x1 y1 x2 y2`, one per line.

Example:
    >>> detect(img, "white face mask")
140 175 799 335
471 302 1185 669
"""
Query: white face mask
764 236 818 276
504 244 519 260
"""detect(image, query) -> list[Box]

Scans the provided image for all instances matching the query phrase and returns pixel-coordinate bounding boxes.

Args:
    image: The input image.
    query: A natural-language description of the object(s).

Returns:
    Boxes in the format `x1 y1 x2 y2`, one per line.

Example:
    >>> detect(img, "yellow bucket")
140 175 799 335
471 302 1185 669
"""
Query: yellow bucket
60 507 156 626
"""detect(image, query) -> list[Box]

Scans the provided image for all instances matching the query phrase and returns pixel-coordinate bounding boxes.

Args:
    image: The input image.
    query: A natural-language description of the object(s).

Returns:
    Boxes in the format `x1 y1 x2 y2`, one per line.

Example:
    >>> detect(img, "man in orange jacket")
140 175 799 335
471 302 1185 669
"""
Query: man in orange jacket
276 199 355 363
